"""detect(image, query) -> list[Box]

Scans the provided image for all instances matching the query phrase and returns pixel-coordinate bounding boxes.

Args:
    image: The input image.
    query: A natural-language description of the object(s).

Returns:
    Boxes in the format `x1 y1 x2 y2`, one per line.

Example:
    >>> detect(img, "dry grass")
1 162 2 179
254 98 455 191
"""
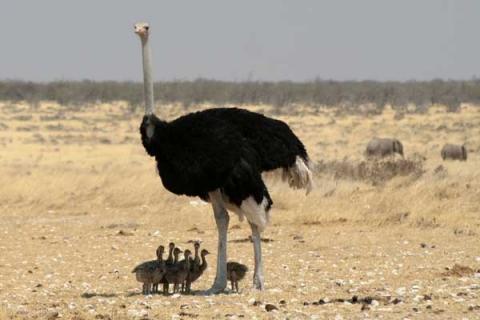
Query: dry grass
0 101 479 319
314 158 425 185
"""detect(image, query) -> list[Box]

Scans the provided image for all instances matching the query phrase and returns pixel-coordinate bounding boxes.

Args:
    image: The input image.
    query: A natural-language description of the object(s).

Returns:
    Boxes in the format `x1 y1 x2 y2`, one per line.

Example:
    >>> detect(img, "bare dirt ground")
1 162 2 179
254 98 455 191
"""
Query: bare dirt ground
0 102 479 319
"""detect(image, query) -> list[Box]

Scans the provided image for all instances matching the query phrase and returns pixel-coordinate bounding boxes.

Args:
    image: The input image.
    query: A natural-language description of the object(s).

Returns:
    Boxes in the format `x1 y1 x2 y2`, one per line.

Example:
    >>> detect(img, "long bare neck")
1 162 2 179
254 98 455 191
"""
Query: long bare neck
194 247 199 261
141 36 154 115
200 254 208 270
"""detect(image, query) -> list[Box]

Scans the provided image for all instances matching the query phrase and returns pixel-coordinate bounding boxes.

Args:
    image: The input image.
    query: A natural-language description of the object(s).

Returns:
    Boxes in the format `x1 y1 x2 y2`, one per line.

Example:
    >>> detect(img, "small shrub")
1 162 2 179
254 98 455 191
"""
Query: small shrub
315 158 425 185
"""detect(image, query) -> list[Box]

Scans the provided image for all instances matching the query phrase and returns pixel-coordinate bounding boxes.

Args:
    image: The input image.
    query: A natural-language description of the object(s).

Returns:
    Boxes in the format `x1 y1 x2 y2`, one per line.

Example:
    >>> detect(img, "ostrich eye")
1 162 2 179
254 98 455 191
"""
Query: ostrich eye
145 26 149 31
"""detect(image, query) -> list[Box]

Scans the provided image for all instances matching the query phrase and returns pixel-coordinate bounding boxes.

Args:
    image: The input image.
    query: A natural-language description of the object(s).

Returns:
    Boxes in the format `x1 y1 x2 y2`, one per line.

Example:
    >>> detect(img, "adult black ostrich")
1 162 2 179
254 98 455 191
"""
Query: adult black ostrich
134 23 313 294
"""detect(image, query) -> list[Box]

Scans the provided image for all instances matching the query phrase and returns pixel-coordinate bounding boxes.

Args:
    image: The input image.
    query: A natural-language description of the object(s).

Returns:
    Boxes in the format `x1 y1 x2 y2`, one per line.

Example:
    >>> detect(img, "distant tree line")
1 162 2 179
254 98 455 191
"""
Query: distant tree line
1 79 480 112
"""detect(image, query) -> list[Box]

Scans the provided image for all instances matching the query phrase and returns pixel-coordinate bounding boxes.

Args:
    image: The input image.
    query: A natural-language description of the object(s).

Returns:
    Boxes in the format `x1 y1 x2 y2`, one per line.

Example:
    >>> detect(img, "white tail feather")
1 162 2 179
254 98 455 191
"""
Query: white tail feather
282 156 314 194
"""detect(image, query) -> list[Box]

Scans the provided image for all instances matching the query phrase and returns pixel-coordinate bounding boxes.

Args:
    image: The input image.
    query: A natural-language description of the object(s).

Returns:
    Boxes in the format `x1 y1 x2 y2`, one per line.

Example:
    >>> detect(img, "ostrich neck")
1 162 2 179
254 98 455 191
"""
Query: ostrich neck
194 248 199 261
200 255 207 270
141 36 154 115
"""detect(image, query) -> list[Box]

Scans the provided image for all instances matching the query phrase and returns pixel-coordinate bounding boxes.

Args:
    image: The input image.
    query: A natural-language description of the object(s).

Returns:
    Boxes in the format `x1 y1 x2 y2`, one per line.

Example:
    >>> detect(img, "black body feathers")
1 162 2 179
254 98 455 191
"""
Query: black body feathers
140 107 308 207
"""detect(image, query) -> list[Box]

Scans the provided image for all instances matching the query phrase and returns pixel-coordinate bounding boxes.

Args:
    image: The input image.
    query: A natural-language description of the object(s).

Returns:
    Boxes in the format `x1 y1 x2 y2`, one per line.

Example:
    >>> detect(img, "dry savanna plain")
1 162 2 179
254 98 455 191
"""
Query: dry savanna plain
0 102 479 319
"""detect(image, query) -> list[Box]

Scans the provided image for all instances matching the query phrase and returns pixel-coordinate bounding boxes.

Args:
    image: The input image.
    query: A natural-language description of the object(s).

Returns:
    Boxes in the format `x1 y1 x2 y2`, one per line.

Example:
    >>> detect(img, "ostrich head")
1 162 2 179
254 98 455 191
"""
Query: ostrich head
194 241 200 250
156 245 164 260
134 22 150 39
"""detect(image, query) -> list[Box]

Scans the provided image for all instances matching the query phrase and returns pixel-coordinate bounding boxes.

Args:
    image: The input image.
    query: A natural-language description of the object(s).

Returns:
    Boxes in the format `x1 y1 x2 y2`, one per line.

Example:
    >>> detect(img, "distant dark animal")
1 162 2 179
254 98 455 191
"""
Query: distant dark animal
227 261 248 292
132 245 166 295
441 144 467 161
134 22 313 293
366 138 404 158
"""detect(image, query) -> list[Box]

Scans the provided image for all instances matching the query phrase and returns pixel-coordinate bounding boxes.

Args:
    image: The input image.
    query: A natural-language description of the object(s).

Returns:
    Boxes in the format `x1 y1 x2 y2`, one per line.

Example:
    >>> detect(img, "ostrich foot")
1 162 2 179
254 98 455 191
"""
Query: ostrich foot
195 278 227 295
204 286 226 295
194 285 226 296
253 274 265 290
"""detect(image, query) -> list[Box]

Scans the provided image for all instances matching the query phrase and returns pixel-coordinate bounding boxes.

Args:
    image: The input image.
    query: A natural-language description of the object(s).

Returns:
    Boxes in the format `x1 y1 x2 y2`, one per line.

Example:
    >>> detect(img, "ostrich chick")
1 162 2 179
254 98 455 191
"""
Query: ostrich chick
162 247 183 294
227 261 248 292
186 248 210 293
152 245 165 293
165 249 191 293
190 241 201 273
165 242 175 265
132 245 166 295
158 242 176 293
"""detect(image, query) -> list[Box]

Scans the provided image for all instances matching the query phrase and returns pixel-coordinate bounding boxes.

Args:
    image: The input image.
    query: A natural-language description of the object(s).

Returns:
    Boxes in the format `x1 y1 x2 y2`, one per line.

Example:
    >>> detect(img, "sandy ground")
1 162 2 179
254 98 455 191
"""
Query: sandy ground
0 102 479 319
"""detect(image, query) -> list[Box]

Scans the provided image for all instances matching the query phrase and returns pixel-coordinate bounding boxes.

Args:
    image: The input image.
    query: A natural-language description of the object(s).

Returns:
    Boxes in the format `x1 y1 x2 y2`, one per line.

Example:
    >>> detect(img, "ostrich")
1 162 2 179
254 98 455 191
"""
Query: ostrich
227 261 248 292
134 22 313 293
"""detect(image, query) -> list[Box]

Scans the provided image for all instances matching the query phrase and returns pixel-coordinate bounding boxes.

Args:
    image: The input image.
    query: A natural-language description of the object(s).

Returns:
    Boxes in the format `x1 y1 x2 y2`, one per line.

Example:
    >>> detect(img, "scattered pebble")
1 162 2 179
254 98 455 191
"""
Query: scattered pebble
117 230 133 236
265 304 278 312
396 287 406 296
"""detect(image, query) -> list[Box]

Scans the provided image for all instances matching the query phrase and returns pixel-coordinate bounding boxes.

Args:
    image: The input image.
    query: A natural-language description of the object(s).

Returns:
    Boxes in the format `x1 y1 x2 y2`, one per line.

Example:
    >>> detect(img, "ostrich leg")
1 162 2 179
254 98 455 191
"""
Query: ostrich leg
206 190 229 294
250 222 265 290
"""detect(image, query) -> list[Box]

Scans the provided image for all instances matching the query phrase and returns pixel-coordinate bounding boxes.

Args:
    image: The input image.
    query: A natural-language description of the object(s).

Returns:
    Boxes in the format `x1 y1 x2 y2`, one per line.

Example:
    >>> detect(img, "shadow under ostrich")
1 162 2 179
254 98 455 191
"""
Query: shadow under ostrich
134 22 313 294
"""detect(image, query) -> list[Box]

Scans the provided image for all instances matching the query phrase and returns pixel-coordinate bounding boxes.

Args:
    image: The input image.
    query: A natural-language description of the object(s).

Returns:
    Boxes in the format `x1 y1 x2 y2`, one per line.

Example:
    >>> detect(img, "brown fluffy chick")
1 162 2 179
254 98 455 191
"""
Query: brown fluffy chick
132 245 166 295
165 249 191 293
162 247 183 294
158 242 177 294
186 248 210 293
152 245 165 293
165 242 175 265
190 241 201 274
227 261 248 292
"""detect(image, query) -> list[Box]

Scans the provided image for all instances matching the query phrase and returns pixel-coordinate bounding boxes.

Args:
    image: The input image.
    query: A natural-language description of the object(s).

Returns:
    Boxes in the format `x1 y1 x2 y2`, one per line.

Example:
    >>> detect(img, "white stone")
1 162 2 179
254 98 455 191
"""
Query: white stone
396 287 406 296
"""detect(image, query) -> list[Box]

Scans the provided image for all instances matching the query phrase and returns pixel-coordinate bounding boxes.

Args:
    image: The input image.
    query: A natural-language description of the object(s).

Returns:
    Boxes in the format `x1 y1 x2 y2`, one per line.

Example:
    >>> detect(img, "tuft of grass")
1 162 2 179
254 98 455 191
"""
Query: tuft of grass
314 158 425 185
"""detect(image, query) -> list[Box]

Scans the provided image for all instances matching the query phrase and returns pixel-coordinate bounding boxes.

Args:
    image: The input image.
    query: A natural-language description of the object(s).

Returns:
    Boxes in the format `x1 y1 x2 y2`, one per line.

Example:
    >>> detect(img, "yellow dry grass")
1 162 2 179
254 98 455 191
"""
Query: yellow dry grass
0 101 479 319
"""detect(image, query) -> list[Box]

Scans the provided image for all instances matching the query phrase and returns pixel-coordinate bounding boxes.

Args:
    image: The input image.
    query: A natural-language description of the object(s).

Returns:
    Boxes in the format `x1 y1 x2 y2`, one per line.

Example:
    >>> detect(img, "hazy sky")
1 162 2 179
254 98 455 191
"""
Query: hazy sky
1 0 479 82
